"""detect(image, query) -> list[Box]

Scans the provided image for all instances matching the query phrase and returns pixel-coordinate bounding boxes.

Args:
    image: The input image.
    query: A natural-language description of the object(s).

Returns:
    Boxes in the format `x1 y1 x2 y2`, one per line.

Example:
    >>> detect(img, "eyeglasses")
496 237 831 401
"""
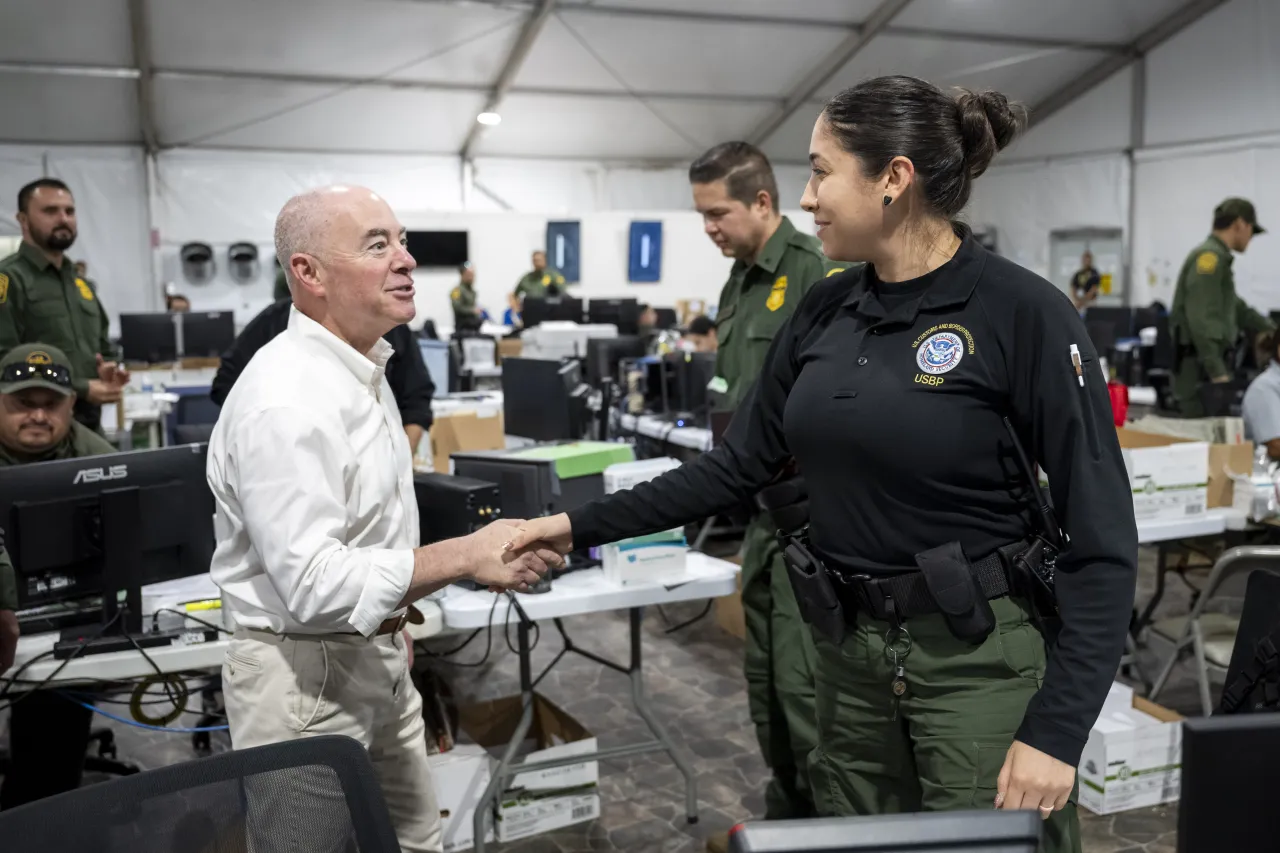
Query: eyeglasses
1 362 72 388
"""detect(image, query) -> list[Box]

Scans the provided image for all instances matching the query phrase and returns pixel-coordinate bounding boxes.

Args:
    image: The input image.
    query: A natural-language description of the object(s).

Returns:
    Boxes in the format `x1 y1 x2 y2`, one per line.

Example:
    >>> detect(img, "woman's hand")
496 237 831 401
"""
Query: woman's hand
505 513 574 556
995 740 1075 819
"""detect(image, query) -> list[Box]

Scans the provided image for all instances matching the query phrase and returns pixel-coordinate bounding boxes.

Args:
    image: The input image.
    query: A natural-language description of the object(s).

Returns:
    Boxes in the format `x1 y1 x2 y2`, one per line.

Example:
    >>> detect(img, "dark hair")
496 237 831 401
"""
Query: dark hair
17 178 72 213
821 75 1025 218
1213 213 1241 231
687 314 715 336
689 142 779 212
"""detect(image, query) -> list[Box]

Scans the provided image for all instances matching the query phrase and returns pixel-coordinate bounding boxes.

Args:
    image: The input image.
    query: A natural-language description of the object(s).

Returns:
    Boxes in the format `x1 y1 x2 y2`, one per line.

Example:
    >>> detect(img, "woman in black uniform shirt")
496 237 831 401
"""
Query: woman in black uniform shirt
509 76 1136 851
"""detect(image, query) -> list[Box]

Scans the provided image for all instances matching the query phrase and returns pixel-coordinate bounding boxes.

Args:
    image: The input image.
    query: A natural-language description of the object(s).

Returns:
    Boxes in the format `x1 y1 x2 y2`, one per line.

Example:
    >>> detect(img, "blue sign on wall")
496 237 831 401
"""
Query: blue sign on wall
545 221 581 284
628 221 663 283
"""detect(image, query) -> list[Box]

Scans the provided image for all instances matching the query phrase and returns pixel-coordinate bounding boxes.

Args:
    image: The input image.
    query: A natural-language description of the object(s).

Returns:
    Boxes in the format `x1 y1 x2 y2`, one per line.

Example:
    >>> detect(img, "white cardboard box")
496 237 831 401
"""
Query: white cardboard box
1079 686 1183 815
1118 429 1210 522
601 458 688 585
456 693 600 845
427 745 494 853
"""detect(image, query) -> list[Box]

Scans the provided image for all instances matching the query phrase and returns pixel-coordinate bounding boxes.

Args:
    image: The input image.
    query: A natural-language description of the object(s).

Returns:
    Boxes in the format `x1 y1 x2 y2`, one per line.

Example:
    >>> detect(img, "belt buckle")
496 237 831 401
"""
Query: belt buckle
388 610 409 635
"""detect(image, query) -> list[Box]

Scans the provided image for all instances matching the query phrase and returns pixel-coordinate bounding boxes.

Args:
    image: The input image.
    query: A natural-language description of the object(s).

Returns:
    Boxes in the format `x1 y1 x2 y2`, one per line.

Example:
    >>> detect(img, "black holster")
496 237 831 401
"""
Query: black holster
913 542 996 643
1009 537 1061 646
779 531 845 646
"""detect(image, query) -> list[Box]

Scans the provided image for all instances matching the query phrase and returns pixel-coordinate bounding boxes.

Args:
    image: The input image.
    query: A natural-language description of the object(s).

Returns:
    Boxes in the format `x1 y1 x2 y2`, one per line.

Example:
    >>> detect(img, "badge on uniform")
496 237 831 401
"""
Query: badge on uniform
766 275 788 312
916 331 965 375
1196 252 1218 275
0 273 8 305
451 288 461 300
75 277 95 301
541 274 551 286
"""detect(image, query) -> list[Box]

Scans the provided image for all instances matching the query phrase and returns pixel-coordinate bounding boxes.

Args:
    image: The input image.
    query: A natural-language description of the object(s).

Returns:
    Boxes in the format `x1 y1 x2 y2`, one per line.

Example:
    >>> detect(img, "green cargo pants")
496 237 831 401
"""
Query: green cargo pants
741 516 820 819
1172 354 1208 417
808 596 1080 853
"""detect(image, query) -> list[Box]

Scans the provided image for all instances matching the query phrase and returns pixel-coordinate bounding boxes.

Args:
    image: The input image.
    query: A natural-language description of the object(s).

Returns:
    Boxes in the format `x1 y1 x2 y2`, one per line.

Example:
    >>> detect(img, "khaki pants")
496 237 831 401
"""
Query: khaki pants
222 629 443 853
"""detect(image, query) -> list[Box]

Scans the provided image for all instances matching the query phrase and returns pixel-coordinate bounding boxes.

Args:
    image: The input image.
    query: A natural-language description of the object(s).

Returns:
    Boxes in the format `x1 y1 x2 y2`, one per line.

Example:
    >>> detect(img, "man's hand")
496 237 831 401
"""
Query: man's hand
86 379 124 405
0 610 19 676
96 353 130 388
461 519 562 591
404 424 425 458
995 740 1075 819
507 513 574 556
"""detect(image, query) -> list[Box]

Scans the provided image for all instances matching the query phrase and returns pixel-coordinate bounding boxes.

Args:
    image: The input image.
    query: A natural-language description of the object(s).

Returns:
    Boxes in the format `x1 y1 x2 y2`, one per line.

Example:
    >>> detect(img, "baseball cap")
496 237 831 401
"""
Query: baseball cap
1216 198 1265 234
0 343 75 396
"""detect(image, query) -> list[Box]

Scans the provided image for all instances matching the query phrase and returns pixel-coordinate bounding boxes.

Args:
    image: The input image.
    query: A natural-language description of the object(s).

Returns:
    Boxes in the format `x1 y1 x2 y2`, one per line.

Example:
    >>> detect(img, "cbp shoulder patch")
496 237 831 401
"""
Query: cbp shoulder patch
451 287 461 300
766 275 787 312
0 272 7 304
1196 252 1219 276
541 274 551 286
75 277 95 301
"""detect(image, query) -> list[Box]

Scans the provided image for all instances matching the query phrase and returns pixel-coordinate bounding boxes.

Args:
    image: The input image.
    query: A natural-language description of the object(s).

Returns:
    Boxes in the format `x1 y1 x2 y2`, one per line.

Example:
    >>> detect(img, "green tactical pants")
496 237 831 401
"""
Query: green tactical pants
741 515 820 819
1172 354 1208 418
808 596 1080 853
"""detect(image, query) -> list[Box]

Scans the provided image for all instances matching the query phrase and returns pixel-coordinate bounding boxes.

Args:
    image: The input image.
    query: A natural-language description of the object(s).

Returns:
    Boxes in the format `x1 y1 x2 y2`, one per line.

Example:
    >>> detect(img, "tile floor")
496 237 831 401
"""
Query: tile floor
2 544 1217 851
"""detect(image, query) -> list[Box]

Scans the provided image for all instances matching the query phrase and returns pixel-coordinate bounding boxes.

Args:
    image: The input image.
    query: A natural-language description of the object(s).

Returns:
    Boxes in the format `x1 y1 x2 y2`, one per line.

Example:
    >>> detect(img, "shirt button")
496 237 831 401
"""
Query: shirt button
857 356 868 366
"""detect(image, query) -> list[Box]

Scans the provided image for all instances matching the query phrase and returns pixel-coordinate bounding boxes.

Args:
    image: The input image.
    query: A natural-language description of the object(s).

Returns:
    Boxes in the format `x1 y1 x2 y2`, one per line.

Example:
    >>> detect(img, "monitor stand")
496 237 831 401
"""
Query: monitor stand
52 486 215 659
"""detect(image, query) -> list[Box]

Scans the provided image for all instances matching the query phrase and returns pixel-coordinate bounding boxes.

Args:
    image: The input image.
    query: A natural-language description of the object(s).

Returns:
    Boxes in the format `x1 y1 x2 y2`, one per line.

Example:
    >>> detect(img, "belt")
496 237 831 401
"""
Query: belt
240 605 424 642
827 542 1023 623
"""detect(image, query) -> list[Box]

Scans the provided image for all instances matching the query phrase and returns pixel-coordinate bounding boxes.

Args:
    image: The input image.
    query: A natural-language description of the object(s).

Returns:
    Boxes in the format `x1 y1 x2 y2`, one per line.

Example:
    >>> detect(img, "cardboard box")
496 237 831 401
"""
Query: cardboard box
427 745 494 852
1079 685 1183 815
714 555 746 641
1117 428 1210 521
429 410 505 474
675 298 709 326
1126 417 1253 510
1208 441 1255 509
455 693 600 844
497 338 523 361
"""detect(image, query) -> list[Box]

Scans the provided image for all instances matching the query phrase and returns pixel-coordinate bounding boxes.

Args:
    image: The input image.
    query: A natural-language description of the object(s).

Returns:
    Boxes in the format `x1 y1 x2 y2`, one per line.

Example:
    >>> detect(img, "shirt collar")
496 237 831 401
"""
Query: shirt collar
730 216 797 278
287 306 394 389
1207 234 1234 263
843 231 985 323
19 241 60 273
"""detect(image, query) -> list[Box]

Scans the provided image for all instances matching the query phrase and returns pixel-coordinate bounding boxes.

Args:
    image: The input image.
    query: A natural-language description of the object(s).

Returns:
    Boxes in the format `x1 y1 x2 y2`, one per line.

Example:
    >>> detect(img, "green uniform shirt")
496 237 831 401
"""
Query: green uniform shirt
713 216 846 409
514 268 566 301
0 422 116 610
0 242 113 397
1170 234 1274 379
451 281 478 324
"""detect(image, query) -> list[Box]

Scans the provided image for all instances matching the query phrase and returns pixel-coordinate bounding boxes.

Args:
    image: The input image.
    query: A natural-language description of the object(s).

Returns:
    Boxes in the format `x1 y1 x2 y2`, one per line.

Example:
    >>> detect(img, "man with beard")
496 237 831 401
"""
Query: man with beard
0 179 129 432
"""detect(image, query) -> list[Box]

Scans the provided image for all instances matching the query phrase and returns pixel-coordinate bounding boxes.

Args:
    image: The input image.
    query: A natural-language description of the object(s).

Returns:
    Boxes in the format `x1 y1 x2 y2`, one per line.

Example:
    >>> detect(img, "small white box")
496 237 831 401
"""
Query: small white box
427 745 494 853
496 793 601 843
1078 685 1183 815
1118 430 1209 522
602 457 688 585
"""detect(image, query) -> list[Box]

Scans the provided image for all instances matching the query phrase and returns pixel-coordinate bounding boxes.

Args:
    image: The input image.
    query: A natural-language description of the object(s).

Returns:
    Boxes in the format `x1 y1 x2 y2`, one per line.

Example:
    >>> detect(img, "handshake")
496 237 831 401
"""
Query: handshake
454 514 575 593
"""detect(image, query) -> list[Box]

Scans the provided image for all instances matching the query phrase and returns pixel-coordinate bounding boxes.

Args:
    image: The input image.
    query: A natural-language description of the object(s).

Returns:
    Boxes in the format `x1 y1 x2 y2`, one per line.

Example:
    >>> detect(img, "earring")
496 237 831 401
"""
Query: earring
883 195 892 207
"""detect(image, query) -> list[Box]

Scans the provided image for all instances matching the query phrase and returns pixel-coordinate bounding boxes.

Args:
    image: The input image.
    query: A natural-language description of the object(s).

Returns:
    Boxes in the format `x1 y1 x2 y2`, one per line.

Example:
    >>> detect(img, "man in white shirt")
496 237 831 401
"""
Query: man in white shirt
207 185 557 852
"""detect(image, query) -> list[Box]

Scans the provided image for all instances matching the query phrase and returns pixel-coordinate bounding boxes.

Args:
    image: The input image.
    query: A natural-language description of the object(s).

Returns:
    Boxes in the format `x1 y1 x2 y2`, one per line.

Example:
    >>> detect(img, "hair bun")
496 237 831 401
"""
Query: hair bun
954 89 1026 179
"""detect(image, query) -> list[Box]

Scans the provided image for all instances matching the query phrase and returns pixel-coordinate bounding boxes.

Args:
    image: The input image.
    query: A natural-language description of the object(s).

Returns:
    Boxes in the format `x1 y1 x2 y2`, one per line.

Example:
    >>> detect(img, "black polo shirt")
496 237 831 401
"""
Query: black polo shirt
569 233 1137 767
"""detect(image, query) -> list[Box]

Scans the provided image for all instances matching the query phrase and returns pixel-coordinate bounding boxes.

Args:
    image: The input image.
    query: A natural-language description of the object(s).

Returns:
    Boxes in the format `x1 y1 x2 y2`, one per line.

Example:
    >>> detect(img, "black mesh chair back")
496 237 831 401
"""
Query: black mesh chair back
0 735 400 853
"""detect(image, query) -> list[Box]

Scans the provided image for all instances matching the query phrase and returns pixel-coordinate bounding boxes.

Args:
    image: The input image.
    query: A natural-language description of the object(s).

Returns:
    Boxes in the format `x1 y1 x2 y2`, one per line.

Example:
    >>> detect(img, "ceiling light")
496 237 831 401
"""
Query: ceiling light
476 112 502 126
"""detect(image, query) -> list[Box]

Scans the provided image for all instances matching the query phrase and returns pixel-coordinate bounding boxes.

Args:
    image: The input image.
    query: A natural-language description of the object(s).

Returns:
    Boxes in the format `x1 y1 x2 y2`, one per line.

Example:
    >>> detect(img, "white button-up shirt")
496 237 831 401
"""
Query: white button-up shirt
207 307 417 636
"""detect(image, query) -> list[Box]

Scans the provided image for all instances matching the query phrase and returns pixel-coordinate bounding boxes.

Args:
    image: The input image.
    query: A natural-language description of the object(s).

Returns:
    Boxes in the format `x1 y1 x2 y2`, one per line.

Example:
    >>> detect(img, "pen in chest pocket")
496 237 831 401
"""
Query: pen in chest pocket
1069 344 1083 387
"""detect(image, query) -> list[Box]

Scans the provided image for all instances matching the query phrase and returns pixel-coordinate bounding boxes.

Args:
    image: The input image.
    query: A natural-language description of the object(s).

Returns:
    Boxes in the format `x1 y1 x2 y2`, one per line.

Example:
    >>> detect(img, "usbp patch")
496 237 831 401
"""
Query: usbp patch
766 275 787 312
1196 252 1218 275
75 277 95 301
0 273 8 304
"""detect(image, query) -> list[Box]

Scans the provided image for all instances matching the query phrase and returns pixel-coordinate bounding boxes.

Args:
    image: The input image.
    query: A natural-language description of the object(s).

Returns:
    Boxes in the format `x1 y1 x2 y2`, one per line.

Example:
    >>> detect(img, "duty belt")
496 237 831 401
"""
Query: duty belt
826 540 1026 624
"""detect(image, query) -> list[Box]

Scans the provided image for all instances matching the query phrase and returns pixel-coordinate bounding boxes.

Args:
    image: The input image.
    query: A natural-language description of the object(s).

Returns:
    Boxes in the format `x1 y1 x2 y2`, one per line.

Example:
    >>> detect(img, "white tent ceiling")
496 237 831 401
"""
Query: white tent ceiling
0 0 1225 163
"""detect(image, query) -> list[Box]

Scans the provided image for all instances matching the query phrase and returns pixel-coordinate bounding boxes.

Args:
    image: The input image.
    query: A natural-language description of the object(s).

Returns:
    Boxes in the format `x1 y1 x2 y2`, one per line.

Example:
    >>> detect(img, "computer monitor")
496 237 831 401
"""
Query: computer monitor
501 357 589 441
1083 306 1134 341
181 311 236 358
522 296 584 328
1178 714 1280 852
672 351 716 418
1086 319 1118 356
417 338 450 391
587 298 641 335
728 811 1041 852
120 312 178 363
0 444 215 642
585 335 646 385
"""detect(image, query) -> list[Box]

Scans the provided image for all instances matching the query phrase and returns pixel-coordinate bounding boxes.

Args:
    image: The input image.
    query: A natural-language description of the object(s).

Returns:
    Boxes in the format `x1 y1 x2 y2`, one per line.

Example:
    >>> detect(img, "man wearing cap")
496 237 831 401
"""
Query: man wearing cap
1171 198 1274 417
0 342 119 809
450 262 482 333
0 179 130 434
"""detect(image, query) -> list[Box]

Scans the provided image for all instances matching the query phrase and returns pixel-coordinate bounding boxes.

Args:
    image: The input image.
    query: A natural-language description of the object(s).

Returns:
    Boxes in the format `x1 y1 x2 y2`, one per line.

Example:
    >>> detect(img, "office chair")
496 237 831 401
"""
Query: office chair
0 735 401 853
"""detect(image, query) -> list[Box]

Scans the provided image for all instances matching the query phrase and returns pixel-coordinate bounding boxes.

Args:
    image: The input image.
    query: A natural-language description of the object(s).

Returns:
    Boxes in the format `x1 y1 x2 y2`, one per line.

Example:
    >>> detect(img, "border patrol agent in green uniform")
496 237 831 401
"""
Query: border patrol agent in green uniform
0 341 118 808
0 179 123 433
513 249 566 302
1170 198 1272 417
690 143 846 840
452 261 482 332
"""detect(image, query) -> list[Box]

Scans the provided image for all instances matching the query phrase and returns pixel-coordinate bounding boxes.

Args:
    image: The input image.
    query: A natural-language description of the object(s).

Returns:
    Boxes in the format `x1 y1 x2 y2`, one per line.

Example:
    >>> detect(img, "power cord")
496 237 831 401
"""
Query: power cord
503 592 540 655
0 608 125 713
426 594 501 668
